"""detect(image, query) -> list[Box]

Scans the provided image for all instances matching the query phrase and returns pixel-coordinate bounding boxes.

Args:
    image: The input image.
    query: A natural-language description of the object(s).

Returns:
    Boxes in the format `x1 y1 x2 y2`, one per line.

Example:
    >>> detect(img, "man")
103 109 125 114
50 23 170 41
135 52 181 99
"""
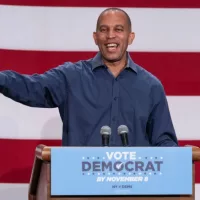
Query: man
0 8 178 147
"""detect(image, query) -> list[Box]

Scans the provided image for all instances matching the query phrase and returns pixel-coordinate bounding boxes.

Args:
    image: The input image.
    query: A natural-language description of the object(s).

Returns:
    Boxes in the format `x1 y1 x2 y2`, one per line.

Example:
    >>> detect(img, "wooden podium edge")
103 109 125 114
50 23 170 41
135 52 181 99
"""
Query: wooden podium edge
28 144 50 200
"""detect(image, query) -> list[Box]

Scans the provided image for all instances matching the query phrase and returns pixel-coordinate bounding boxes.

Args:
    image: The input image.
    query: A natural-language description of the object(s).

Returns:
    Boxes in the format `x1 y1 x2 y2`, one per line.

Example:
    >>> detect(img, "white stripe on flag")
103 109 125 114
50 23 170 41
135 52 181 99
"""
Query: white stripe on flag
0 184 28 200
0 94 200 140
0 183 199 200
168 96 200 140
0 5 200 52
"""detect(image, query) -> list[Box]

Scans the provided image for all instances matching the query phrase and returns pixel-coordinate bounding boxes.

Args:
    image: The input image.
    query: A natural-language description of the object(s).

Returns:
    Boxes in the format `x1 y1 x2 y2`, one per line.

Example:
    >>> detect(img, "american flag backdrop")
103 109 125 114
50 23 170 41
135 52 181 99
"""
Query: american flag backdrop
0 1 200 199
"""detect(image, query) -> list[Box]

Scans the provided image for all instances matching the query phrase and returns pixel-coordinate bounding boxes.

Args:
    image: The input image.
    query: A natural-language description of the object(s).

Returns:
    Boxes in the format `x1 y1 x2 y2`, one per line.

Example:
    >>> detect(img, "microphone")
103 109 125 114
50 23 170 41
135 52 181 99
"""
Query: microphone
100 125 111 146
118 125 129 146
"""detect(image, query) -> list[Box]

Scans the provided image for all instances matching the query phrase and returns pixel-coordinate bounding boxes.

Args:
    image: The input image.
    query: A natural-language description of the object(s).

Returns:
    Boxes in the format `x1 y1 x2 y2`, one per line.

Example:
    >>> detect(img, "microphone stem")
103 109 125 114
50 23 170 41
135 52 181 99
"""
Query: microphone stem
102 135 110 146
120 134 129 146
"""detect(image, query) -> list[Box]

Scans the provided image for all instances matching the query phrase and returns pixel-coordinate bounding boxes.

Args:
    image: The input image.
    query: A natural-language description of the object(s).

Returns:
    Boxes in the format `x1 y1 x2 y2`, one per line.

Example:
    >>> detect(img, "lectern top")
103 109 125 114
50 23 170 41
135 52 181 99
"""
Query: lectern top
35 144 200 162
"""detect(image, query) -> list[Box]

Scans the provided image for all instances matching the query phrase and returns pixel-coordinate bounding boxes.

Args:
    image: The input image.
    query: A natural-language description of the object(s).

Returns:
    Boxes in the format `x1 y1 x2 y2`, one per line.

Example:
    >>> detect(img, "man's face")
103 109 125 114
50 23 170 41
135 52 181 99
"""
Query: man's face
93 11 135 63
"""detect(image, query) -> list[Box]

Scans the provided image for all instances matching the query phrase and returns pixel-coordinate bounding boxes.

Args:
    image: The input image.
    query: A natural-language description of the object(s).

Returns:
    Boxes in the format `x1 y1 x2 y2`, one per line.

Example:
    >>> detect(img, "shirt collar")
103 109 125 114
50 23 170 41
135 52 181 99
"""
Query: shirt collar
91 52 138 73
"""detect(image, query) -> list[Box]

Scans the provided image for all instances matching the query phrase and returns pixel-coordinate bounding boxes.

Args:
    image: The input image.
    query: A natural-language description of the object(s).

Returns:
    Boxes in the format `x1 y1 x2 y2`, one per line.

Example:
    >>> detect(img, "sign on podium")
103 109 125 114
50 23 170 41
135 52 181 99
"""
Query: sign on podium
51 147 192 196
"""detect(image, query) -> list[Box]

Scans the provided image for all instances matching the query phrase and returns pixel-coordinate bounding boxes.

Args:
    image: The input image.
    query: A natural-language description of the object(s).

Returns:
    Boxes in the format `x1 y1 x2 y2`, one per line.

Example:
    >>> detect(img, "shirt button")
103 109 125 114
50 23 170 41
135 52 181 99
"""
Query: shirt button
118 75 122 79
112 117 116 122
114 97 118 100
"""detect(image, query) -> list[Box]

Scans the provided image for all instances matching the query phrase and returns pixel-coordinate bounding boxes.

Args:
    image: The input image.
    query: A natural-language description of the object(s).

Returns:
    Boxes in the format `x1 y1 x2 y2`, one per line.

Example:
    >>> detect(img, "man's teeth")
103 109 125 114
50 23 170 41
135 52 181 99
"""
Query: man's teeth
107 44 118 47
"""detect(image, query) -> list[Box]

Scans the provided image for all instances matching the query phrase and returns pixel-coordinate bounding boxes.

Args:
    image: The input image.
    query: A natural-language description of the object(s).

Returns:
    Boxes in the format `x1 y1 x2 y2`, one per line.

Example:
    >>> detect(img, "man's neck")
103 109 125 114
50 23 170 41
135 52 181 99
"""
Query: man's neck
103 58 127 78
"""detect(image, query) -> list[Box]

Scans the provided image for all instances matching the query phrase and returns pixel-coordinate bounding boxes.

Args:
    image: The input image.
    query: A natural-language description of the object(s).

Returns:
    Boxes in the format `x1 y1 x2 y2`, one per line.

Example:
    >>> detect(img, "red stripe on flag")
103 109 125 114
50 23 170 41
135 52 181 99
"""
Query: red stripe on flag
0 0 200 8
0 139 61 183
0 49 200 95
0 139 199 183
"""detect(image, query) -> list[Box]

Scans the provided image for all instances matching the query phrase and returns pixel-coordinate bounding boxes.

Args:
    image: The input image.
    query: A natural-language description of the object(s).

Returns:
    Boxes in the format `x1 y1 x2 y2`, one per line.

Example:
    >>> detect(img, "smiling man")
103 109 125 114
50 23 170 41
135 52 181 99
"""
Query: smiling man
0 8 178 147
93 8 135 77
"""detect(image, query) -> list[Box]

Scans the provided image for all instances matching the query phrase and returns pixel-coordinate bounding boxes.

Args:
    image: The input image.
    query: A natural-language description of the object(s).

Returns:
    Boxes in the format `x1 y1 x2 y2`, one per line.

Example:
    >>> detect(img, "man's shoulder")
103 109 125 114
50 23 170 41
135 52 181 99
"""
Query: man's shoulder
136 63 163 90
65 57 93 68
55 58 93 72
134 63 167 104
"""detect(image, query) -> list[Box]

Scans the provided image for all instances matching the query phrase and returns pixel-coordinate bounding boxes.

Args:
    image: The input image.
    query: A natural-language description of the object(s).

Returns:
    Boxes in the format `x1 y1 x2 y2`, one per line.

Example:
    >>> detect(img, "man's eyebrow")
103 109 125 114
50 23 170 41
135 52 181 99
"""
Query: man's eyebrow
115 24 124 28
99 25 108 28
99 24 124 29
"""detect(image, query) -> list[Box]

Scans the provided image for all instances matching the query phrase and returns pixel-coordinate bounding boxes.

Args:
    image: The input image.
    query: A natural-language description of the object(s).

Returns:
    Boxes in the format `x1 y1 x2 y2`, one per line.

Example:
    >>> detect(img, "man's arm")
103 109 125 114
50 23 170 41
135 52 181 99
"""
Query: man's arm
0 63 71 108
147 83 179 147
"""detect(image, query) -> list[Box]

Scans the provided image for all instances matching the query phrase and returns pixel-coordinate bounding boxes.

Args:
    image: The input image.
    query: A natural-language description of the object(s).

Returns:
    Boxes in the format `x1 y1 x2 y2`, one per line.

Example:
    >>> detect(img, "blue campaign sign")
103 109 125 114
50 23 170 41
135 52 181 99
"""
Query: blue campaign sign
51 147 192 196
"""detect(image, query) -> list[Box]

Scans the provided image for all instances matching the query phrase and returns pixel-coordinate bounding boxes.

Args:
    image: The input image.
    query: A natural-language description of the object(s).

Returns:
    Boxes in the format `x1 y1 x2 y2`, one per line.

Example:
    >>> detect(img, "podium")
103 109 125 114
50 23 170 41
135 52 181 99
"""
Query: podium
28 145 200 200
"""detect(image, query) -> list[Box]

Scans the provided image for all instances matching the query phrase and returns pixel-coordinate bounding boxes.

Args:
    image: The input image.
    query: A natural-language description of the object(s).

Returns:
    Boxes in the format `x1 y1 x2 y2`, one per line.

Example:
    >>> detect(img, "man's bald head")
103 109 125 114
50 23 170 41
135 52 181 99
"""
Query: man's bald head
96 8 132 32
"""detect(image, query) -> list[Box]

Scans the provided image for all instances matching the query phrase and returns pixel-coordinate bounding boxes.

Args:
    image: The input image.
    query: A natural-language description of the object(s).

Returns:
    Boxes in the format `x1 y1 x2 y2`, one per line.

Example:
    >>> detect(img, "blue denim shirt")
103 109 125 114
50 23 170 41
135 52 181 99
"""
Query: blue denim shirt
0 52 178 146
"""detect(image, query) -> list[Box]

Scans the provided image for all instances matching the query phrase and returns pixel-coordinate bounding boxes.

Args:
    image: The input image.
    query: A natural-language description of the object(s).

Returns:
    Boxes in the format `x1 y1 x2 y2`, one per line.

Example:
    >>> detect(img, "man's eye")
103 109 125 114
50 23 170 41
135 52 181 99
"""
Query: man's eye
100 29 106 32
116 28 123 32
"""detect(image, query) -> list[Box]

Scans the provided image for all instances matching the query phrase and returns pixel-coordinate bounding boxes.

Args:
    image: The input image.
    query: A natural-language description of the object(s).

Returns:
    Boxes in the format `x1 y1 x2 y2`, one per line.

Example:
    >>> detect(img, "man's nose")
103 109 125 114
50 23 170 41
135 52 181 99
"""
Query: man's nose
107 30 116 38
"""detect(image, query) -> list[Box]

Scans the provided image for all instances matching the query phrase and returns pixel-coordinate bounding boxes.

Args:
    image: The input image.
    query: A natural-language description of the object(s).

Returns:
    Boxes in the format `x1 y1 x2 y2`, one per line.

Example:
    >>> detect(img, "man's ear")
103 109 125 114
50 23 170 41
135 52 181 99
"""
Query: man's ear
93 32 98 45
128 32 135 45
